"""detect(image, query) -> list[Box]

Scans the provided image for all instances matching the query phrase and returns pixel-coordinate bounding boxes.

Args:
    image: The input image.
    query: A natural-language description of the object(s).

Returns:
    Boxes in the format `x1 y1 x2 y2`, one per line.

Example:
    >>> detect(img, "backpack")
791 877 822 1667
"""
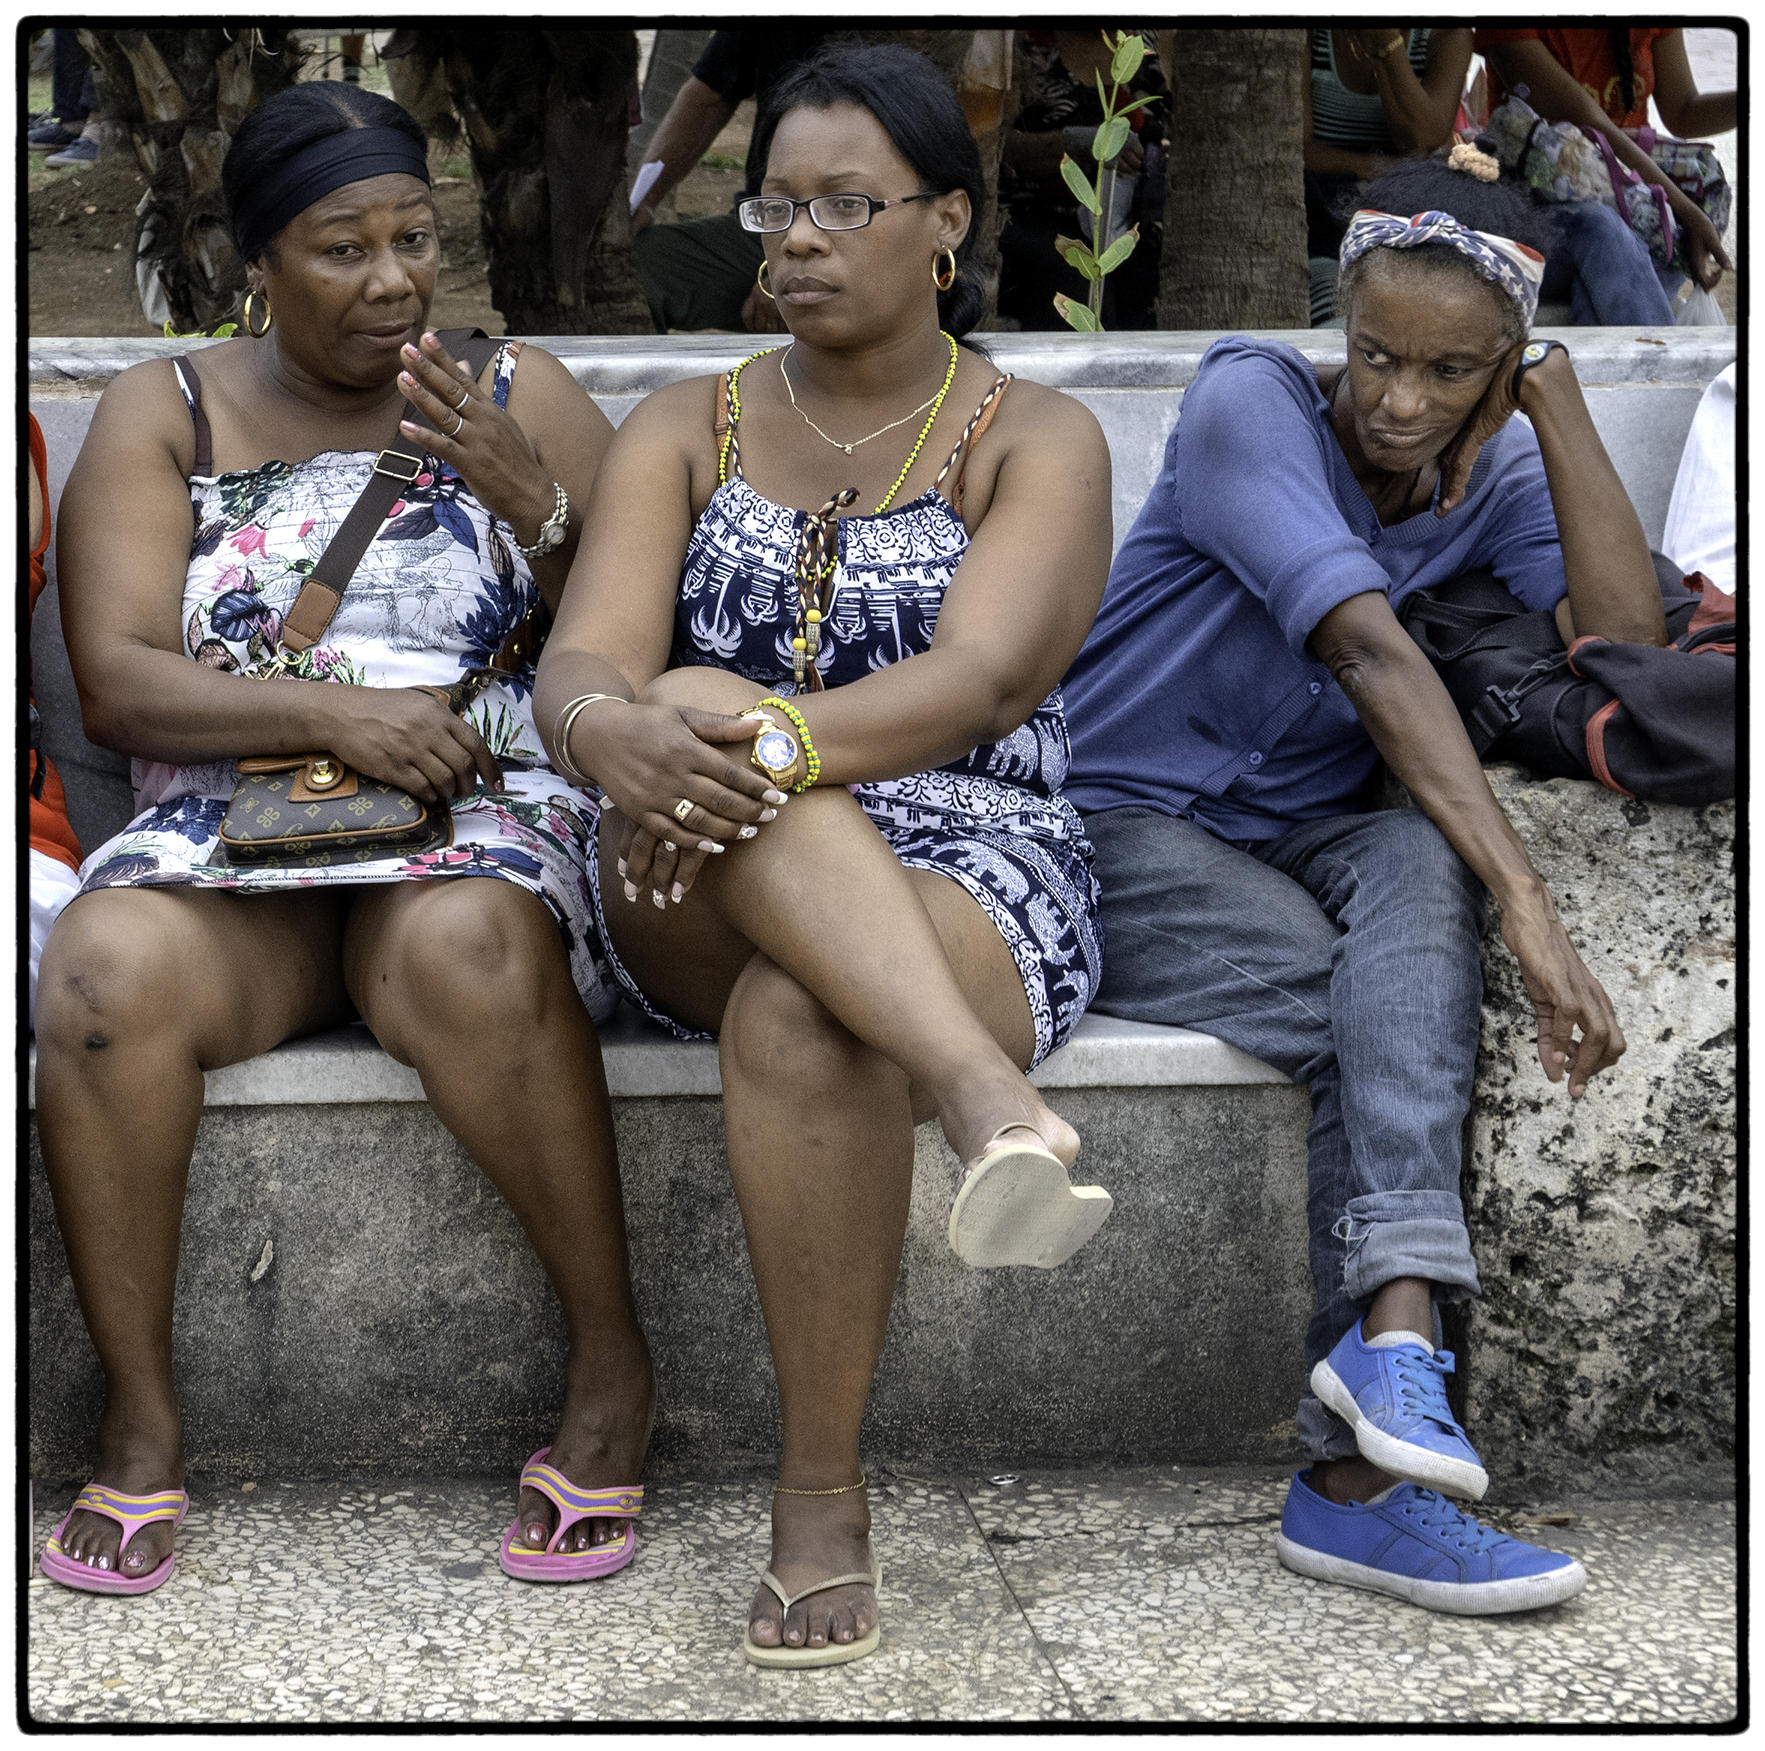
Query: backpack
1397 560 1736 807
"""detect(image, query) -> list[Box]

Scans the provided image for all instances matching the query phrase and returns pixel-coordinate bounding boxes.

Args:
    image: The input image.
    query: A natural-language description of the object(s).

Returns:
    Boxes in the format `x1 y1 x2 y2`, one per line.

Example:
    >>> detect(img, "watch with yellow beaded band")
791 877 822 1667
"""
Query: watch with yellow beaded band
756 695 820 792
739 709 802 790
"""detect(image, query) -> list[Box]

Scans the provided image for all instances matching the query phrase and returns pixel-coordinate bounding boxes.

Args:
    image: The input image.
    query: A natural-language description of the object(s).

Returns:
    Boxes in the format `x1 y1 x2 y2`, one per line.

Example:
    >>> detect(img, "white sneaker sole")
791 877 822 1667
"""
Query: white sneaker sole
948 1143 1113 1269
1276 1532 1587 1616
1311 1359 1490 1500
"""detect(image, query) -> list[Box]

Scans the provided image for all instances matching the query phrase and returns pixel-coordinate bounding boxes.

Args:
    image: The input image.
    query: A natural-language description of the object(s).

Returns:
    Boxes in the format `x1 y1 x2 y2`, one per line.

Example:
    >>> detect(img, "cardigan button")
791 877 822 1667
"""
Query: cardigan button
1248 752 1263 766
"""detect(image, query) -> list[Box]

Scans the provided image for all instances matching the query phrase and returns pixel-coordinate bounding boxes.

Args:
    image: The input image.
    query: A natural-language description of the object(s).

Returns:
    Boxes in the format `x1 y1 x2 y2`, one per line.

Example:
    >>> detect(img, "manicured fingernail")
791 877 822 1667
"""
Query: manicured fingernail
399 371 415 386
617 858 628 876
698 840 723 853
738 825 758 839
399 420 419 432
671 883 684 903
652 890 666 909
623 881 638 902
763 790 788 805
402 343 419 359
422 330 438 344
759 808 777 823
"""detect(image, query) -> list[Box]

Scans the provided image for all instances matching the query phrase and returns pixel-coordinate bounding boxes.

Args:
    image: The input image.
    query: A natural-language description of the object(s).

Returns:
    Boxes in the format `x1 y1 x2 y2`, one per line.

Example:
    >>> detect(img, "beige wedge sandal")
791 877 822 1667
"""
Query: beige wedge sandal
948 1124 1114 1268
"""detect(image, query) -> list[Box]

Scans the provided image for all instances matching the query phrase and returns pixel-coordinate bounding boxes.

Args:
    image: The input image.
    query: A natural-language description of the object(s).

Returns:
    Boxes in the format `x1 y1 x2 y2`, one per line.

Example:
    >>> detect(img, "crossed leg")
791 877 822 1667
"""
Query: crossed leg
602 666 1075 1653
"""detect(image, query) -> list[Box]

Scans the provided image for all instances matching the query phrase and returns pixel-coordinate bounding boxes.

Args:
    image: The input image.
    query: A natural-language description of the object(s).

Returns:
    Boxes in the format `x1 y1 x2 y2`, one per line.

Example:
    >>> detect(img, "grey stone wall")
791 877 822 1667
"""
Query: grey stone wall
1462 769 1736 1499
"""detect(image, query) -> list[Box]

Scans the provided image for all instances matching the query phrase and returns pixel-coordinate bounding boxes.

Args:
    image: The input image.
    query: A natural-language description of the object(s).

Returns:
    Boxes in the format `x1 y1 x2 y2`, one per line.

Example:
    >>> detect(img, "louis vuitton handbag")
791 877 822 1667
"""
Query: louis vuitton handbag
207 329 545 868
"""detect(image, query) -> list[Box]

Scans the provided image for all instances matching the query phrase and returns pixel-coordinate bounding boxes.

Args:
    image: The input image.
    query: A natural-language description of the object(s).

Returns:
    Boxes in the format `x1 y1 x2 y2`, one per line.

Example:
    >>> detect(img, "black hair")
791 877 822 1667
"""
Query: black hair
223 82 427 258
1608 28 1638 119
749 42 988 342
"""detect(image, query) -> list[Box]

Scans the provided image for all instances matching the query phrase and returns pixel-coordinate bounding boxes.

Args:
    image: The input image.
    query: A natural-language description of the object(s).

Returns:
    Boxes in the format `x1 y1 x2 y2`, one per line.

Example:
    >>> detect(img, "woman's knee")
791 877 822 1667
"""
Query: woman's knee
720 955 869 1088
638 666 761 714
35 895 195 1055
357 880 570 1056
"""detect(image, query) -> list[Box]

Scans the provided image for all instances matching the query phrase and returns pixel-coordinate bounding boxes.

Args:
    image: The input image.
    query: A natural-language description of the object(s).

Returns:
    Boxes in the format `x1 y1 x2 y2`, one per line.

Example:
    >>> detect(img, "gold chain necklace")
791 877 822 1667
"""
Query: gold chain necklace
780 346 944 456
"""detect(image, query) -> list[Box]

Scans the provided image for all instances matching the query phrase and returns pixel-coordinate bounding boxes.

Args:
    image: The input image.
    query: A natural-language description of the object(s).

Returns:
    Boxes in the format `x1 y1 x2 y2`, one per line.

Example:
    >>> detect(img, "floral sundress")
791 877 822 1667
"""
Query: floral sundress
76 343 615 1019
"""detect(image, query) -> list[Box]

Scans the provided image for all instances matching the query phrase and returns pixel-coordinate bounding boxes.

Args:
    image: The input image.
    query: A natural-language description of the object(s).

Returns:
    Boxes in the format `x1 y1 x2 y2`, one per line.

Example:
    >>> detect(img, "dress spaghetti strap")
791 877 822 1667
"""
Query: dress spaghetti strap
172 357 214 478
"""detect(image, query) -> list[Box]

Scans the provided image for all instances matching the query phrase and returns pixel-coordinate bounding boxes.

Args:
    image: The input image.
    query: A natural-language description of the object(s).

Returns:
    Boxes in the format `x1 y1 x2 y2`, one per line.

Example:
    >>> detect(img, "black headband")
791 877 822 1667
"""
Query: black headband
232 125 430 262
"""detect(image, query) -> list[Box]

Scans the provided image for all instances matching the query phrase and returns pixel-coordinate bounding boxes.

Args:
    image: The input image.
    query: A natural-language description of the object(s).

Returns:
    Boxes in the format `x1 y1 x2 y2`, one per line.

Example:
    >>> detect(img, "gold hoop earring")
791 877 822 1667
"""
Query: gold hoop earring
243 289 273 337
756 260 776 301
932 249 957 293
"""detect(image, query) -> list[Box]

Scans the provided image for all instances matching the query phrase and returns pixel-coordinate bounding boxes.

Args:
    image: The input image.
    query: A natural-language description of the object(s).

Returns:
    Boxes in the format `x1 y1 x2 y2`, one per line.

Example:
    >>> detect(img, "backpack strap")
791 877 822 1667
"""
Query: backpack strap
281 326 497 654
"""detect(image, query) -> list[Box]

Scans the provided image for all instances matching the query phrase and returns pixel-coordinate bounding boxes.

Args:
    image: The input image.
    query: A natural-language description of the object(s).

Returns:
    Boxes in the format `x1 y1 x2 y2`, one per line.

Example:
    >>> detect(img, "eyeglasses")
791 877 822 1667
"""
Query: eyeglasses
737 192 938 235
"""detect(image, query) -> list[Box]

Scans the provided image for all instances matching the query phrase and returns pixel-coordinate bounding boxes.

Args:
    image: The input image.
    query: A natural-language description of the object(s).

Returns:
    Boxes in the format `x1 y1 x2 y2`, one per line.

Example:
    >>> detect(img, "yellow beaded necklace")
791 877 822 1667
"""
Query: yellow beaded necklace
719 333 963 689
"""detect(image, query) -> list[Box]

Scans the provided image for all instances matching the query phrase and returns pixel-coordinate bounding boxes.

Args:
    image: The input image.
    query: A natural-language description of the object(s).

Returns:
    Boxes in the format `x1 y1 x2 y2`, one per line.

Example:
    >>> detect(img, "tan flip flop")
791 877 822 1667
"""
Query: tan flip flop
948 1125 1113 1268
742 1558 883 1669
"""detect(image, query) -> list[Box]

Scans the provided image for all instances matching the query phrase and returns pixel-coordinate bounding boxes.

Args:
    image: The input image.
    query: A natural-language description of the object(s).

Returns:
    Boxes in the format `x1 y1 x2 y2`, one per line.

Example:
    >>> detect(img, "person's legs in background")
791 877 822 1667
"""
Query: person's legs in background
28 29 91 153
1540 200 1677 326
633 210 765 332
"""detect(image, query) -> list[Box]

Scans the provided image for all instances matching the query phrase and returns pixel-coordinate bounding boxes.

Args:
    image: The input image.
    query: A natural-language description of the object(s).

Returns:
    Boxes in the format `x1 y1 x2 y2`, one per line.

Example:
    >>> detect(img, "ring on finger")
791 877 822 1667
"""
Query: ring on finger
446 407 465 439
663 840 677 852
673 797 694 823
450 384 470 412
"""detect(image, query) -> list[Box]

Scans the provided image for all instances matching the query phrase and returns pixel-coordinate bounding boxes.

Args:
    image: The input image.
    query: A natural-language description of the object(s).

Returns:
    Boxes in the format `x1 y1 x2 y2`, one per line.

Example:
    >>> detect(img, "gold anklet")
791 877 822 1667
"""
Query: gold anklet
773 1473 867 1496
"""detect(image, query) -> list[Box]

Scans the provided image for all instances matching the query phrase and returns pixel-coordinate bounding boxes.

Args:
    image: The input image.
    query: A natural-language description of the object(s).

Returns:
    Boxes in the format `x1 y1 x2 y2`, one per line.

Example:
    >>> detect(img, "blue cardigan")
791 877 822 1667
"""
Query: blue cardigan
1064 337 1569 839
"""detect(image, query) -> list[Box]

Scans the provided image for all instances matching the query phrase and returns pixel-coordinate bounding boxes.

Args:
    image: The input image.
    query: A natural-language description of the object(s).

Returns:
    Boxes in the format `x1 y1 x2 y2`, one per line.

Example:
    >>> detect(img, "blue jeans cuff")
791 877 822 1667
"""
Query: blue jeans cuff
1337 1189 1480 1304
1295 1395 1361 1464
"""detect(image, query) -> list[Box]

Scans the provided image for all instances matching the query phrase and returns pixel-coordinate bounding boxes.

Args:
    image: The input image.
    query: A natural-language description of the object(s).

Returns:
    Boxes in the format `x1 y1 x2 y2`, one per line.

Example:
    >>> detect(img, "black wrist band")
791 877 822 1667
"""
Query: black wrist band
1511 338 1567 402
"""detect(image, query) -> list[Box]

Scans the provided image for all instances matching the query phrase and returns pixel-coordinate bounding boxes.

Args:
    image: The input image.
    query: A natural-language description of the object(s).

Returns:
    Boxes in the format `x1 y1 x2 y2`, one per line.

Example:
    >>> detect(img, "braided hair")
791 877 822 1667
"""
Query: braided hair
1607 28 1638 120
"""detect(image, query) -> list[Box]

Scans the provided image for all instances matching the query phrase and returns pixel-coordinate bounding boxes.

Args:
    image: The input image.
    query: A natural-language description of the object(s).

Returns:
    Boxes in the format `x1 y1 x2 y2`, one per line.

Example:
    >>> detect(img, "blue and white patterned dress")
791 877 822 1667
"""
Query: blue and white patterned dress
590 366 1103 1065
75 343 616 1020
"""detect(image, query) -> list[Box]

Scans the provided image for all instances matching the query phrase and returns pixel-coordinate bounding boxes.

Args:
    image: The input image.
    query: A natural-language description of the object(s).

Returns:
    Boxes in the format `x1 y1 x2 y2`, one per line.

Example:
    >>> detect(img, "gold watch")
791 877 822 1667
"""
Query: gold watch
739 710 800 788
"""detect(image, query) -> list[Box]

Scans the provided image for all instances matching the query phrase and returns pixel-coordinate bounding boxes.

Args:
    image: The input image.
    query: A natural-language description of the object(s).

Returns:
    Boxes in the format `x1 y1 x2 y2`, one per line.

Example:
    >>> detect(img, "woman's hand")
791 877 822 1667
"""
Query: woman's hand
1668 187 1733 291
396 331 557 542
1498 890 1626 1098
1434 338 1529 516
317 684 504 805
580 701 786 906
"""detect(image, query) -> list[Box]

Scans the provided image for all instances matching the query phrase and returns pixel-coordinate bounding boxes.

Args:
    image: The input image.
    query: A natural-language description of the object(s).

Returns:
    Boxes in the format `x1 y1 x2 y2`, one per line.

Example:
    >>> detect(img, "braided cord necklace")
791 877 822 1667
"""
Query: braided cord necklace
721 335 962 690
782 346 944 456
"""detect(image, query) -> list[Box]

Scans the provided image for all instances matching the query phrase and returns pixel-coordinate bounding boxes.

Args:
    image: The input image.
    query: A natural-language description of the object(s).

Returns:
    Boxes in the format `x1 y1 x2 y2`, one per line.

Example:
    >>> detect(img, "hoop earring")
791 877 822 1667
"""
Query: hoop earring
756 259 776 301
932 249 957 293
243 289 273 338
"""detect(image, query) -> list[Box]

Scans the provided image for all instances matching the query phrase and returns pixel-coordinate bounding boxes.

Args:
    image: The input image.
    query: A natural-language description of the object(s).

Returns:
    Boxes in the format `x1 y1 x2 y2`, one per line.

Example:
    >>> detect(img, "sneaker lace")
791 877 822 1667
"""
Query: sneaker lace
1390 1347 1465 1433
1402 1489 1511 1553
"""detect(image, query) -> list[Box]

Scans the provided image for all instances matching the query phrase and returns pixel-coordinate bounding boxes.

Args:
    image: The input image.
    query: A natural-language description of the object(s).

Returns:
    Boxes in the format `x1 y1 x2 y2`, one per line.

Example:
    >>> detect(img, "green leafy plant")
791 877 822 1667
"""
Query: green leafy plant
1052 31 1158 333
162 319 238 339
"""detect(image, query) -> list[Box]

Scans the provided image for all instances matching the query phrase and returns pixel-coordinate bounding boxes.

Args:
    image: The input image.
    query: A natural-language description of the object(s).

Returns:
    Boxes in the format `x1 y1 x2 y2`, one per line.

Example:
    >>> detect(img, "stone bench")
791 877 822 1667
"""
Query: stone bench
28 332 1735 1497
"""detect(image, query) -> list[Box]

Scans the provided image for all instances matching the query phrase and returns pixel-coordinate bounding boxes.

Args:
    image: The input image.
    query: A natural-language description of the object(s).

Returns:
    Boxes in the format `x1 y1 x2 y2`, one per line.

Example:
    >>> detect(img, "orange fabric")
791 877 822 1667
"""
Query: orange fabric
29 414 82 872
1474 28 1674 130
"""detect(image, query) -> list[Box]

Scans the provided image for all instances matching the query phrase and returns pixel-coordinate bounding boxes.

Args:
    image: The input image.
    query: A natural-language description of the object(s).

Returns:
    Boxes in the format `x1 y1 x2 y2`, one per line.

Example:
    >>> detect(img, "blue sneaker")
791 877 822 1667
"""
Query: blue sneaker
1277 1472 1587 1615
27 120 80 153
44 135 98 170
1311 1322 1488 1499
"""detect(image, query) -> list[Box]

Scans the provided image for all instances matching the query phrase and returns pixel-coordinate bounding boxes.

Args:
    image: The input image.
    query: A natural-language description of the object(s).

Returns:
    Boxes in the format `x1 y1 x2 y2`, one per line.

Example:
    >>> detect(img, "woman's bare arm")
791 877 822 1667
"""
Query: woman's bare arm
1368 27 1472 153
1651 29 1736 140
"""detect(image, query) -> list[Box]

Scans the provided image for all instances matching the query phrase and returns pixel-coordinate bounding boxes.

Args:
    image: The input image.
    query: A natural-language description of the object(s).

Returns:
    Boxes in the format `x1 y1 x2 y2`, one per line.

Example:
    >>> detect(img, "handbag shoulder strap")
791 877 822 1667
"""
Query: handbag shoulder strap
281 327 498 653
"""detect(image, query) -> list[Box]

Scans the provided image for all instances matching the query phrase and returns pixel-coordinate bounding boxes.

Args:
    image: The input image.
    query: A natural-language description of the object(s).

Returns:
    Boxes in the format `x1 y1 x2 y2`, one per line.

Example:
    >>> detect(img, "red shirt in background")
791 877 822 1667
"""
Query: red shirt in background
29 413 82 873
1474 28 1676 130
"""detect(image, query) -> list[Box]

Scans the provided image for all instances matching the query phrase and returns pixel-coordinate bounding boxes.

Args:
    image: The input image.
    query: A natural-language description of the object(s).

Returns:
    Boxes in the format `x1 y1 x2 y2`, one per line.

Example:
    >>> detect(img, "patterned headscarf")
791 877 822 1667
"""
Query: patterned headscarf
1340 208 1546 332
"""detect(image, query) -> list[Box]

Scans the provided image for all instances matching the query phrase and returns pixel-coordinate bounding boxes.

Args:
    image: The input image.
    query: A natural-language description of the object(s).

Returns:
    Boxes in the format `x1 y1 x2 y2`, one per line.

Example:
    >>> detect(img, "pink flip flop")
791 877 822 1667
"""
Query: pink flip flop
498 1448 643 1584
39 1482 189 1596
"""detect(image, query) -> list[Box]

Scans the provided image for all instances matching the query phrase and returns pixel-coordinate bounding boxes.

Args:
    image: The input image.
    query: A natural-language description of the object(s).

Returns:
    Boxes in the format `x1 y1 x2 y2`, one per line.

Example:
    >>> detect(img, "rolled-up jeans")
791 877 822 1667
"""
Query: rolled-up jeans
1083 805 1486 1462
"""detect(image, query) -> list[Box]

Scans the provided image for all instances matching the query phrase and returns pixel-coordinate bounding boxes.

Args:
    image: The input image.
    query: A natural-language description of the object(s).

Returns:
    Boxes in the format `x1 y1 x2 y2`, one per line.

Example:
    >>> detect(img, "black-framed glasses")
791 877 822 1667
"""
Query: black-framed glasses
737 192 938 235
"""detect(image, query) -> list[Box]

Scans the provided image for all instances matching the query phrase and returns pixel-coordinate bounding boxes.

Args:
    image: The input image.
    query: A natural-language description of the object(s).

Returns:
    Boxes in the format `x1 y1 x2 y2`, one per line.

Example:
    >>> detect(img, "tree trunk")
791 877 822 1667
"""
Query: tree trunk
78 27 306 333
1157 29 1309 329
388 29 653 335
